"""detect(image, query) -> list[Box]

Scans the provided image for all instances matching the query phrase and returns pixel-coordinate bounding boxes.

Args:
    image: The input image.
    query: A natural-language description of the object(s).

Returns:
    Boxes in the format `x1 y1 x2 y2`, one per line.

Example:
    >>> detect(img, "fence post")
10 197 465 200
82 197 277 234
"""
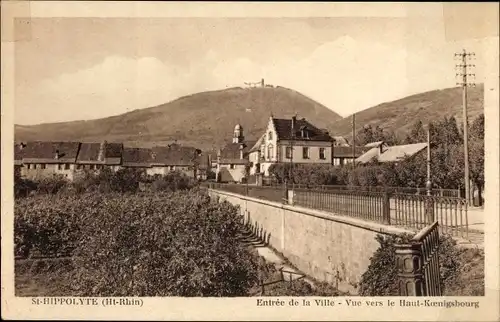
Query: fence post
383 191 391 225
394 242 425 296
283 182 289 205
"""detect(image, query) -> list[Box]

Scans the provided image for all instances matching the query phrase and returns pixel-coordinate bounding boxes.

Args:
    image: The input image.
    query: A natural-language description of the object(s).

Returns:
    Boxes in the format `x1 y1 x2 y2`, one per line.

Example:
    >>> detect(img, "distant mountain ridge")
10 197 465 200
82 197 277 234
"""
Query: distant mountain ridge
329 85 484 141
14 85 484 150
14 86 342 151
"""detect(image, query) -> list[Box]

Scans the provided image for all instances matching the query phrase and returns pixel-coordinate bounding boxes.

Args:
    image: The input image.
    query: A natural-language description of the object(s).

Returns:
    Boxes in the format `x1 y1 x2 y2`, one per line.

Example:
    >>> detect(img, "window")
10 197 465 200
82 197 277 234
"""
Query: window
229 164 235 169
170 166 174 171
302 147 309 159
319 148 326 160
268 131 273 140
41 164 46 169
64 163 70 170
58 164 63 170
27 164 31 170
285 147 292 159
267 144 273 160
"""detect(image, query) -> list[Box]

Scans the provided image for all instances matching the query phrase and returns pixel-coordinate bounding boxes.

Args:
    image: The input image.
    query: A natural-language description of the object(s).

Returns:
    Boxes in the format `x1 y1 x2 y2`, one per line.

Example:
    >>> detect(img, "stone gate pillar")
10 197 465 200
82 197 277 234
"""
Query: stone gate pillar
394 242 425 296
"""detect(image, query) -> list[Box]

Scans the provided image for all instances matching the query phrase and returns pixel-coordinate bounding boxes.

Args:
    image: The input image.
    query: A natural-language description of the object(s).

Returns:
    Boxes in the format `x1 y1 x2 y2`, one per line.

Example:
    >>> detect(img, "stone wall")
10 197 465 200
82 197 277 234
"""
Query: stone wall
209 189 412 294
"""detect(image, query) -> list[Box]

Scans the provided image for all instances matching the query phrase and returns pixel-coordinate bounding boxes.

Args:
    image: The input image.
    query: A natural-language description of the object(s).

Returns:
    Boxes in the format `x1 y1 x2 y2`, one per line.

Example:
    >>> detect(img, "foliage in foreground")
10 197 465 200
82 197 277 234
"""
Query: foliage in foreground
358 233 485 296
15 190 261 296
15 168 198 198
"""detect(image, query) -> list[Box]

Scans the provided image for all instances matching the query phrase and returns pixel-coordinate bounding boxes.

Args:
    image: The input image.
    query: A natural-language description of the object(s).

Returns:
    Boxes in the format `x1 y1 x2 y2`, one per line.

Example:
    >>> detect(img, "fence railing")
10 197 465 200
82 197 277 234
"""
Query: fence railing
395 221 442 296
293 188 391 224
207 183 468 237
265 183 462 197
392 193 468 239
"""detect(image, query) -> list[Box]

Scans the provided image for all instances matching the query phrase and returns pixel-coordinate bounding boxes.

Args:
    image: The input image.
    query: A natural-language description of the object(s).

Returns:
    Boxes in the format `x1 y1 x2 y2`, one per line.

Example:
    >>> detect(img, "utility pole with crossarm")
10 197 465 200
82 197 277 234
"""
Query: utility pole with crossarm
455 49 476 204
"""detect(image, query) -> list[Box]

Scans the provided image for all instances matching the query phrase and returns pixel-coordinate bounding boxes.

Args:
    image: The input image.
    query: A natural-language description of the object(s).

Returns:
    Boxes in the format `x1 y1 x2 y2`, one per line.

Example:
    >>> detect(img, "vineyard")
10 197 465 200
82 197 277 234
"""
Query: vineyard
14 184 340 296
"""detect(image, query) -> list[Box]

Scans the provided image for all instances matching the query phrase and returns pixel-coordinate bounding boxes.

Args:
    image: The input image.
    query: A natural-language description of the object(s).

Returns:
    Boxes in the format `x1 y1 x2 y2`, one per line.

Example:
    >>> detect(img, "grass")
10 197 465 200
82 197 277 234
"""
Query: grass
443 247 485 296
15 258 75 297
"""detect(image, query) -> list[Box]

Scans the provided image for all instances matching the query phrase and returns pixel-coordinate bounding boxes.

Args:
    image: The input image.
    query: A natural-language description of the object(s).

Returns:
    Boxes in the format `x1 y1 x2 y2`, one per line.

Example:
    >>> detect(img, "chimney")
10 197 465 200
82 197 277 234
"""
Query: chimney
239 144 244 159
54 149 60 159
19 142 26 150
291 115 297 134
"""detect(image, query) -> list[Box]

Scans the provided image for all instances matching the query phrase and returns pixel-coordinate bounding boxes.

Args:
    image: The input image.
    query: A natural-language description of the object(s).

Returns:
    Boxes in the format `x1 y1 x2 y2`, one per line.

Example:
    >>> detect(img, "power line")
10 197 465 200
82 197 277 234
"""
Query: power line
454 49 476 204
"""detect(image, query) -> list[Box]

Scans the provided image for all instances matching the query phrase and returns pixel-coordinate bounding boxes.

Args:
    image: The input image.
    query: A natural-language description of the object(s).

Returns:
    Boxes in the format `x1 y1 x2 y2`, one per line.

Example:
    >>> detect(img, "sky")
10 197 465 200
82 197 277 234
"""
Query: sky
14 3 491 125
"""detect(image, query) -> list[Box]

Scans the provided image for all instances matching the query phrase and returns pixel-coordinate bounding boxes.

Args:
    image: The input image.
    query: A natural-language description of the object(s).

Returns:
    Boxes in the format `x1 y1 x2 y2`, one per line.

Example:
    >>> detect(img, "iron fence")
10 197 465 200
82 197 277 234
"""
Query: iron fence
395 221 442 296
392 193 468 239
207 183 468 237
265 183 461 198
293 188 390 224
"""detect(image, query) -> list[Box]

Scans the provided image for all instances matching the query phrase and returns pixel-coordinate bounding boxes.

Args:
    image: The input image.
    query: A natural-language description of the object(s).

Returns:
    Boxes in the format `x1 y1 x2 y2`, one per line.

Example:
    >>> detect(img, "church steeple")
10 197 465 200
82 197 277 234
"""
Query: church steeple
233 124 244 143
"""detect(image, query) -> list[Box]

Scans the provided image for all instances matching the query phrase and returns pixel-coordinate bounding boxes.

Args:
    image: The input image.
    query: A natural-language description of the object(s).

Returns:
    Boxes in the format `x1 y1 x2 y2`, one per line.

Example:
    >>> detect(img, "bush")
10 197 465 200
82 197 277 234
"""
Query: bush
14 177 38 198
150 171 197 192
358 233 483 296
14 194 86 258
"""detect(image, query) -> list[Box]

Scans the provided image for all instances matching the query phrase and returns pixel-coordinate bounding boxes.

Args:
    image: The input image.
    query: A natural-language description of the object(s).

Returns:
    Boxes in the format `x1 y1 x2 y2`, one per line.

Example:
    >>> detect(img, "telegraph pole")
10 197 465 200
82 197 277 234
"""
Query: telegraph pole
290 113 296 188
426 126 432 196
352 113 356 168
455 49 476 203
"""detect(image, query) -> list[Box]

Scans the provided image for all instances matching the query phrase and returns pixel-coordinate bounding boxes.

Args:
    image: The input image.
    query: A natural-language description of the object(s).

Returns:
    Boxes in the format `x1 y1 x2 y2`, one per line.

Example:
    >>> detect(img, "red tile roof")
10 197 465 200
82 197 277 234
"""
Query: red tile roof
20 141 80 163
272 118 333 142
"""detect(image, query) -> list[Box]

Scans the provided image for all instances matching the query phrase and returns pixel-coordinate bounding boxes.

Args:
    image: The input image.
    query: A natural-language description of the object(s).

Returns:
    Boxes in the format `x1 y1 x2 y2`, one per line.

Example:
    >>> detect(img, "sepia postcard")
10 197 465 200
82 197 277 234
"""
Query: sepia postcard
1 1 499 321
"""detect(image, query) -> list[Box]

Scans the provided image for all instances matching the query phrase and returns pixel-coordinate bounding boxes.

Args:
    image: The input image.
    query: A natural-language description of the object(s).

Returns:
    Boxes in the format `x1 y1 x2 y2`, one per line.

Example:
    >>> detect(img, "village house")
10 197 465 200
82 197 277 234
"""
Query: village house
15 141 81 180
149 144 205 178
247 116 335 177
216 124 254 183
75 141 123 175
15 141 206 181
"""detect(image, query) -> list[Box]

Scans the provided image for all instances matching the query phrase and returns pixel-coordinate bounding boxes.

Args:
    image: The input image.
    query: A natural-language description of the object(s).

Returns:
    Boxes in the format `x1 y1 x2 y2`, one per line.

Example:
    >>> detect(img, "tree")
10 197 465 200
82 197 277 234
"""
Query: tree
469 114 485 203
405 120 427 144
355 125 400 146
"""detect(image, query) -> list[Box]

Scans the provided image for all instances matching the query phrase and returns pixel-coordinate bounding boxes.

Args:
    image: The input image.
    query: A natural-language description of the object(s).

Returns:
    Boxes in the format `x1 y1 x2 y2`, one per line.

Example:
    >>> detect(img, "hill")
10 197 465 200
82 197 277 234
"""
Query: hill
329 85 484 140
14 86 342 150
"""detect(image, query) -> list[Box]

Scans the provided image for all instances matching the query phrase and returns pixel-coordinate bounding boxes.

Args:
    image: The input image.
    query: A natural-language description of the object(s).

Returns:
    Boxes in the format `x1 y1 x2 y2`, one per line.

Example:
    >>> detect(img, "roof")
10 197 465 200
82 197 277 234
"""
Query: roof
151 145 200 166
20 141 80 163
122 147 153 167
105 142 123 158
219 141 255 160
332 146 368 158
364 141 385 148
272 118 333 142
248 134 265 153
77 143 102 162
377 143 427 163
355 147 380 164
356 143 428 164
14 143 24 161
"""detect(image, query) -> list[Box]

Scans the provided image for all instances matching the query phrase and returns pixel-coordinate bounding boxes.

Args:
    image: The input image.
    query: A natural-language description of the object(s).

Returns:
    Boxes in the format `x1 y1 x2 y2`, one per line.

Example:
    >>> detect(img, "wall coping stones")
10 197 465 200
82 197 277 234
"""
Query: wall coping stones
209 189 413 236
